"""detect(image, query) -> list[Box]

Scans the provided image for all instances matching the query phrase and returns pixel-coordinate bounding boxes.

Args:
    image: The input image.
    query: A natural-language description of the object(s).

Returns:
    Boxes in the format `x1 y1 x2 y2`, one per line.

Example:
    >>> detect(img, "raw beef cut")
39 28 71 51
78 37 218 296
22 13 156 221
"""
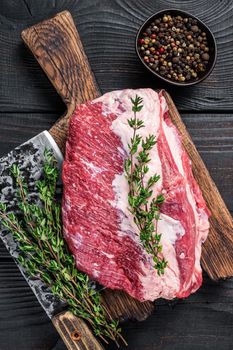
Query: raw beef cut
62 89 210 302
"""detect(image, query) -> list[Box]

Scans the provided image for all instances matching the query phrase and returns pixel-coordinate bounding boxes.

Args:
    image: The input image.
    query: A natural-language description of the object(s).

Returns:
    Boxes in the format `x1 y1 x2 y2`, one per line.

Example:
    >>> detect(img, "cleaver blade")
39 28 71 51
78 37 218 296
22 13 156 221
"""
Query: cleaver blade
0 130 67 319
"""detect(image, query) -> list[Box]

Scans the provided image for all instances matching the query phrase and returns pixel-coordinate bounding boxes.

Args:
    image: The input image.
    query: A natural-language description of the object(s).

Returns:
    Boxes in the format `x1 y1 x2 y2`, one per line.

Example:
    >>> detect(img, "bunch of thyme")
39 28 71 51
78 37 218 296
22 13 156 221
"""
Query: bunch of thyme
124 95 168 275
0 150 125 347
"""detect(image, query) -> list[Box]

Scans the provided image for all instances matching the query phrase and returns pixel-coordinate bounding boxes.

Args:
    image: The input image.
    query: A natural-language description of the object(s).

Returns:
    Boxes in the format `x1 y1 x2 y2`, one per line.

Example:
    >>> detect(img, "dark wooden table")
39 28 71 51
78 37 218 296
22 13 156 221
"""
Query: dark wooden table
0 1 232 349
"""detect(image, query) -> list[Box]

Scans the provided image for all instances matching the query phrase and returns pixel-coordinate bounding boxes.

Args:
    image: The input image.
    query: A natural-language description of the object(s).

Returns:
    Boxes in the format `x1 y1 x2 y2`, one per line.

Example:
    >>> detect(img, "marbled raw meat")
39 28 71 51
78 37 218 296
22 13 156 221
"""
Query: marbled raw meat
62 89 210 301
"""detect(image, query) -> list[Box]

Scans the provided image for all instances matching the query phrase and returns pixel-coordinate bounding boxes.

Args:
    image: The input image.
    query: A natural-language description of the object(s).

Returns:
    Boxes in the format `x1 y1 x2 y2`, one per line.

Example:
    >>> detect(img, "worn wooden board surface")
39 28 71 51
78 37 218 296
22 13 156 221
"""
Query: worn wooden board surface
0 1 233 350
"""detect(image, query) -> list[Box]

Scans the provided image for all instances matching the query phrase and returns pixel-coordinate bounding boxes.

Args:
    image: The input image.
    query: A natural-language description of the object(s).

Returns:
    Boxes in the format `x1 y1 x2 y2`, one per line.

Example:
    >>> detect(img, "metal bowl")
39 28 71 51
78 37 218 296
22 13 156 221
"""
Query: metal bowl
135 9 217 86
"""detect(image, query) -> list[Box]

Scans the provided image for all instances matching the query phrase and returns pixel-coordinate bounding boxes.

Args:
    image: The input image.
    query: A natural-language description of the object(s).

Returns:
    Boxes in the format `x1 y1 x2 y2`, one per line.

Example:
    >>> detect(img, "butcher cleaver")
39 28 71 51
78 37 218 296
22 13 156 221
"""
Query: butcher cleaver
0 130 105 350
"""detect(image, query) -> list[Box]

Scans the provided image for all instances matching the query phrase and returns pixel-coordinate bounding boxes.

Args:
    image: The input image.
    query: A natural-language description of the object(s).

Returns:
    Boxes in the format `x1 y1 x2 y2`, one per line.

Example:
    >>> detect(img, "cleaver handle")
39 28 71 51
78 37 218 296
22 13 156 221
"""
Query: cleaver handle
52 311 104 350
21 10 101 152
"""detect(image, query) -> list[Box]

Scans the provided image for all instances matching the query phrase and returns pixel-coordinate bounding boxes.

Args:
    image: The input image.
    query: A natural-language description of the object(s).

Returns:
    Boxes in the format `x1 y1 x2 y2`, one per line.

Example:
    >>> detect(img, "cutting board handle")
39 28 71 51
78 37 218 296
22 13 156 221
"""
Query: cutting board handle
21 10 100 151
52 311 104 350
21 12 104 350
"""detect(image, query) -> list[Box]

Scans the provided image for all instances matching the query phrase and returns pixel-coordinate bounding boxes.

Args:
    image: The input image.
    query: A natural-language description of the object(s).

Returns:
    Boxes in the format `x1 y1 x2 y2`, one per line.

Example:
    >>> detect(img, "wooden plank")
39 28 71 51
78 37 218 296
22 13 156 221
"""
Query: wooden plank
1 259 233 350
0 260 62 350
0 241 9 258
0 112 58 156
181 113 233 214
0 0 33 19
0 1 232 112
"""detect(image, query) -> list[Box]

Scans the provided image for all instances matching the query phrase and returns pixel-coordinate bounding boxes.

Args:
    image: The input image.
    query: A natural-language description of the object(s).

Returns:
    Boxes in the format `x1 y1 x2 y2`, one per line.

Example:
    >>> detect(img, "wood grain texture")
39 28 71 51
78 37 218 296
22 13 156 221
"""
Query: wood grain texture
21 10 100 151
0 260 61 350
164 91 233 280
2 258 233 350
181 113 233 214
0 0 233 113
0 112 58 154
52 311 104 350
0 1 233 350
102 290 153 322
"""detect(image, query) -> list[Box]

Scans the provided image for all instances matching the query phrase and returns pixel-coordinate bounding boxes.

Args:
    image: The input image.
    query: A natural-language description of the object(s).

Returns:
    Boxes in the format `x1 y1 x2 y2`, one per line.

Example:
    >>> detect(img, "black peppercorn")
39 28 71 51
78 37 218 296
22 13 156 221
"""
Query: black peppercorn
202 53 210 61
172 56 179 63
191 25 199 33
138 13 211 82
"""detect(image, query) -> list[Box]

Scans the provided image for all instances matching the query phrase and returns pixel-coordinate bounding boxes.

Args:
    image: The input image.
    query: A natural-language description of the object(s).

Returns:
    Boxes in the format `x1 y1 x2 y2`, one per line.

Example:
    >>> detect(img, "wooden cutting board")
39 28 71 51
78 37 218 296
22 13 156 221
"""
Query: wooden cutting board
21 9 233 350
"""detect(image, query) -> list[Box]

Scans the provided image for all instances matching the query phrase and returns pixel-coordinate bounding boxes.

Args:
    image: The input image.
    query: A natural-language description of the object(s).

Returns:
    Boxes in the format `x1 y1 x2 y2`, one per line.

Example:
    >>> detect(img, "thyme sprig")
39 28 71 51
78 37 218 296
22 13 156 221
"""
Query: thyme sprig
124 95 168 275
0 150 126 347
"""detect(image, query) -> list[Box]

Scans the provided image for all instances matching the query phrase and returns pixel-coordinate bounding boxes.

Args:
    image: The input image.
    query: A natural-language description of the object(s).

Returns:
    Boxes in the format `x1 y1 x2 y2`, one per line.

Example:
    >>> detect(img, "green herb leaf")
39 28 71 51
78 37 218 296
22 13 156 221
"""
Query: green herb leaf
125 95 168 275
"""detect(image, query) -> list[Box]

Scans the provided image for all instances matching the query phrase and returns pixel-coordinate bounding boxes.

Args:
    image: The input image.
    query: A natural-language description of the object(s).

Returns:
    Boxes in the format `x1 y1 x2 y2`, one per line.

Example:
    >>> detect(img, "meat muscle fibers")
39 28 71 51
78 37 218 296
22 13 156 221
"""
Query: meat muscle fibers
62 89 210 302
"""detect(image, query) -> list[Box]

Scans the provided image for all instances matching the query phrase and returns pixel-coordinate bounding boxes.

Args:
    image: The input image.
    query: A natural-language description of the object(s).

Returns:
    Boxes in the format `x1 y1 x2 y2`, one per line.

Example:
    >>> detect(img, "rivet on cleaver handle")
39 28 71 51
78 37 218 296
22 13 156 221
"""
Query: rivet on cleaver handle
21 10 101 152
52 311 104 350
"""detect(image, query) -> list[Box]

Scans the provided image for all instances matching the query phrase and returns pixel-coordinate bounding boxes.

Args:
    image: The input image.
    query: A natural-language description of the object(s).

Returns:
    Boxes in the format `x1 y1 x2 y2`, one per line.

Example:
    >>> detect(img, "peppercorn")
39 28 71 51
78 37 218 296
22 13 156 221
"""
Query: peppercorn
202 53 209 61
198 63 206 71
138 13 211 82
191 25 199 33
179 76 186 81
172 56 179 63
